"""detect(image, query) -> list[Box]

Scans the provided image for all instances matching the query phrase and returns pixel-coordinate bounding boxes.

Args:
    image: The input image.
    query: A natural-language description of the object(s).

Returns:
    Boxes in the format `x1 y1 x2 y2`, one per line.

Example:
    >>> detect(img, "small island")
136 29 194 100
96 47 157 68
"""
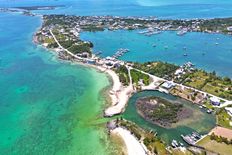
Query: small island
136 96 193 128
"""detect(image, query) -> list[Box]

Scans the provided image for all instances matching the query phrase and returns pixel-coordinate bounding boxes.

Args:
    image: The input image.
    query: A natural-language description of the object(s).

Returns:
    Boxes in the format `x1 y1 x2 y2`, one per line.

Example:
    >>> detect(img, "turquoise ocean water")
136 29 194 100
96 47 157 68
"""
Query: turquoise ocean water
0 0 232 154
0 13 118 154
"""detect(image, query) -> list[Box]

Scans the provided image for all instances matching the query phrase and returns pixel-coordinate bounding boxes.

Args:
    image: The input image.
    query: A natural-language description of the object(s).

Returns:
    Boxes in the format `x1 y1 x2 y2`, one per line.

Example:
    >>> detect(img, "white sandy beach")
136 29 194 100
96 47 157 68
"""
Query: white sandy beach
105 69 121 92
104 84 134 116
104 67 134 116
111 127 147 155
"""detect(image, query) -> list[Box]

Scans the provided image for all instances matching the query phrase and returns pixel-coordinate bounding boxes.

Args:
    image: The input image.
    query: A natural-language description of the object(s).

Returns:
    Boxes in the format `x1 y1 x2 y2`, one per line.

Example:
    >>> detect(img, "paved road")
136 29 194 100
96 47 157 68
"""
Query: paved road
50 29 231 107
131 67 231 106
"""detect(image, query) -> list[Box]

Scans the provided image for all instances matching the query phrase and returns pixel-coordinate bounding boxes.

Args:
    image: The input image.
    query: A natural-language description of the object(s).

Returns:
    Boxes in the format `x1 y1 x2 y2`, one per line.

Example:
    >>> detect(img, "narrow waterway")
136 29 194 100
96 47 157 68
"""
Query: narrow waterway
122 91 216 144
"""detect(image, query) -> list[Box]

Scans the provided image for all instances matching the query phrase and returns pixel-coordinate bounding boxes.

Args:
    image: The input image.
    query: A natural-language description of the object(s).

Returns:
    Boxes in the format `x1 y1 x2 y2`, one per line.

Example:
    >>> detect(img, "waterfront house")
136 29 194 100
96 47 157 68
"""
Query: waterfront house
210 97 221 106
175 68 184 75
79 52 90 58
227 26 232 31
86 59 96 65
161 81 175 89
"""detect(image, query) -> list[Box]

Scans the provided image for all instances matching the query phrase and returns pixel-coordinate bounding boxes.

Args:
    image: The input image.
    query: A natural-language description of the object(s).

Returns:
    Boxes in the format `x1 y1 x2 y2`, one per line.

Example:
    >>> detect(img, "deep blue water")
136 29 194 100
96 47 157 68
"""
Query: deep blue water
1 0 232 19
0 0 232 154
81 30 232 77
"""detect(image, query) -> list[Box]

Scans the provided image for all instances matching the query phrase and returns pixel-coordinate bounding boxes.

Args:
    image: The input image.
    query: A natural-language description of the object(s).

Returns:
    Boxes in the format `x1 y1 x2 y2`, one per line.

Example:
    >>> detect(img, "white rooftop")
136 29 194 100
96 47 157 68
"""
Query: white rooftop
210 96 220 103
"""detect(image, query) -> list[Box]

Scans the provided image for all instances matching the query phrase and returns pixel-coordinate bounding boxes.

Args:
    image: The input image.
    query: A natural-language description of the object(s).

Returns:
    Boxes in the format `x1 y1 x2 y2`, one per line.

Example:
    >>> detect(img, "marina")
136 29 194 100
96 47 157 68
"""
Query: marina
181 131 202 146
139 29 162 36
112 48 130 59
1 0 232 154
81 29 232 78
177 29 188 36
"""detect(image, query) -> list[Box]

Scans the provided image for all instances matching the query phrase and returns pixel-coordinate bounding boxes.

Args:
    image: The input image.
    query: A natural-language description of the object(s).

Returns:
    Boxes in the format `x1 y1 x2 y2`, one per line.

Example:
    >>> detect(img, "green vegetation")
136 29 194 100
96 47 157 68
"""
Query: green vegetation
115 66 130 86
81 25 104 32
44 15 69 26
184 71 209 90
199 18 232 34
197 136 232 155
47 43 59 48
52 29 93 55
130 69 150 86
44 38 55 44
68 42 93 54
119 119 168 154
210 132 232 145
183 70 232 100
133 61 178 80
216 108 232 129
143 136 167 155
59 40 75 48
136 96 185 128
119 120 142 140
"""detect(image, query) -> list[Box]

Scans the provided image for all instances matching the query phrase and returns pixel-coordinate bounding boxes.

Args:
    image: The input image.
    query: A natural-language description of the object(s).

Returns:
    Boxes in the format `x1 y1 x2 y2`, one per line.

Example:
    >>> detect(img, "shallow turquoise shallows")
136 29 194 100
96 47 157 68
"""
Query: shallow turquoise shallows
0 13 118 154
122 91 216 145
81 30 232 78
0 0 232 154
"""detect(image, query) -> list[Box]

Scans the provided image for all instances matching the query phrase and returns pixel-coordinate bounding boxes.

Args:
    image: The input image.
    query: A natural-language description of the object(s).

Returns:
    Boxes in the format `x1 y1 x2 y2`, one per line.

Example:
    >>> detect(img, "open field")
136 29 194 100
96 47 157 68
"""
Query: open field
202 80 232 100
130 69 150 86
184 71 209 90
197 136 232 155
184 70 232 100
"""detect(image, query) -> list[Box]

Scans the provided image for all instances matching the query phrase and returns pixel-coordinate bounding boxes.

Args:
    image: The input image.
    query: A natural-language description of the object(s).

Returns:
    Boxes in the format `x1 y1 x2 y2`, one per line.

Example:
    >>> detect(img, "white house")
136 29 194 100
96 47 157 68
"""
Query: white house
161 81 175 89
210 97 221 106
227 26 232 31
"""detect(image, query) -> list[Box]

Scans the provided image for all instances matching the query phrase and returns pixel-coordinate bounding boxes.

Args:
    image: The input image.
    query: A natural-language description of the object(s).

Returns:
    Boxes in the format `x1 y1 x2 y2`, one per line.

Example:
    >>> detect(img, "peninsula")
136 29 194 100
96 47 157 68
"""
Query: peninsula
34 13 232 119
33 14 232 155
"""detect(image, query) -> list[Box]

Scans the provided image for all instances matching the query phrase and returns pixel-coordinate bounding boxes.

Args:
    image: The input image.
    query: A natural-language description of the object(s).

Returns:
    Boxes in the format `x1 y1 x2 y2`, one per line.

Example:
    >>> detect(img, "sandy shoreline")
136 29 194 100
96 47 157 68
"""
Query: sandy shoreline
104 67 134 117
34 29 145 155
111 127 147 155
36 38 132 117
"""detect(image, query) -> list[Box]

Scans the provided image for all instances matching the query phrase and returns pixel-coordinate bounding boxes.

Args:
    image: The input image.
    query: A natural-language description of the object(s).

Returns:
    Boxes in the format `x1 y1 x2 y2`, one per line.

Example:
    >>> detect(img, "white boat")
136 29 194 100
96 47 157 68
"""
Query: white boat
171 140 179 148
177 30 187 36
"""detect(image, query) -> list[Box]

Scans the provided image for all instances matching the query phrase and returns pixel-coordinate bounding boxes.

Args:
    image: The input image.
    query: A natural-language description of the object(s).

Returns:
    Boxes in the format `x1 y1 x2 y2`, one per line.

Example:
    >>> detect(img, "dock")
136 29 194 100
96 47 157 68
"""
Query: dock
112 48 130 59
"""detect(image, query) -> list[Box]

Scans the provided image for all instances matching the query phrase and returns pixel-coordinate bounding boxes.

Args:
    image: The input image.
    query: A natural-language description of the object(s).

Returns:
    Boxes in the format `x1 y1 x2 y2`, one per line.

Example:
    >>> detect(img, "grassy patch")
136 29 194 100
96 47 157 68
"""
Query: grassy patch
197 136 232 155
130 69 150 86
216 108 232 129
184 71 209 89
184 70 232 100
133 61 178 80
115 66 129 86
67 42 92 54
202 80 232 100
44 37 55 44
